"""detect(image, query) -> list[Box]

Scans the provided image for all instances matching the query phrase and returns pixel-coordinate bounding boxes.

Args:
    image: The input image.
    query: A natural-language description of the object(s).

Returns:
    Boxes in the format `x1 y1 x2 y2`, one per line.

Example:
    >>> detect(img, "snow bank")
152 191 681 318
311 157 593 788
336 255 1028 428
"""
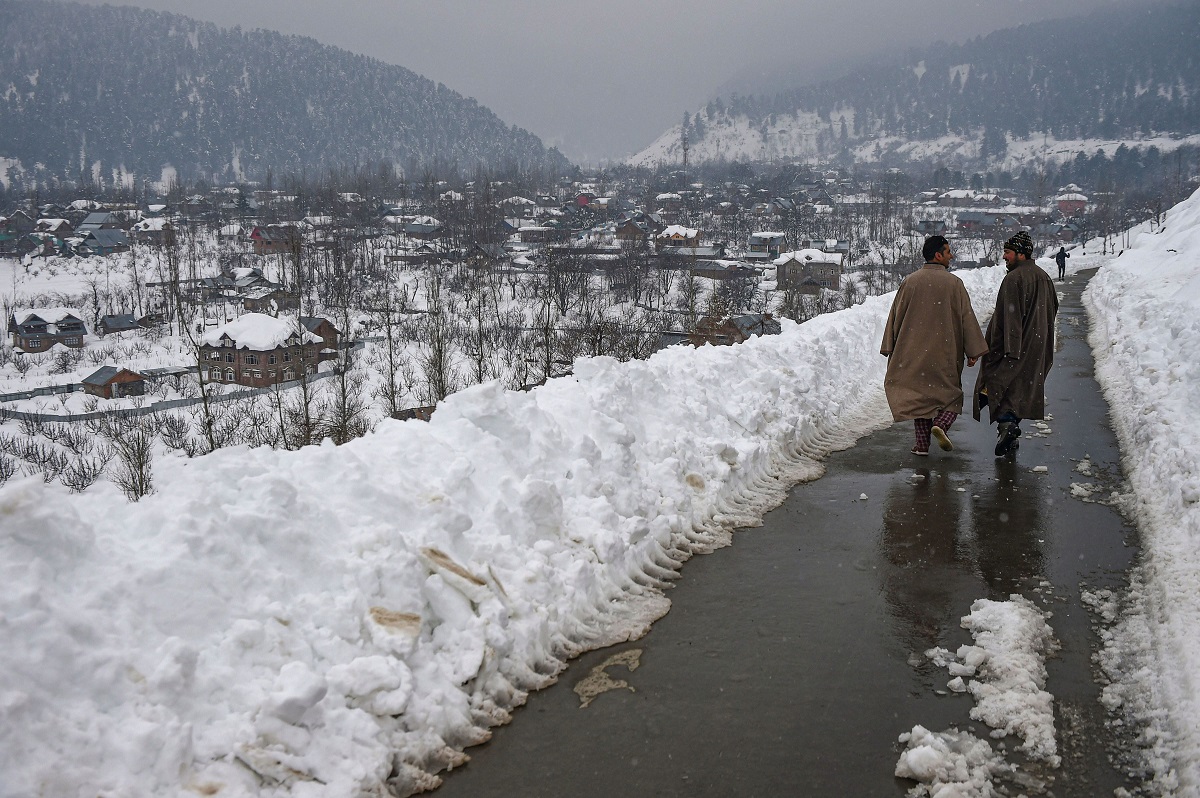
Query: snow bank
0 267 1004 796
1083 186 1200 792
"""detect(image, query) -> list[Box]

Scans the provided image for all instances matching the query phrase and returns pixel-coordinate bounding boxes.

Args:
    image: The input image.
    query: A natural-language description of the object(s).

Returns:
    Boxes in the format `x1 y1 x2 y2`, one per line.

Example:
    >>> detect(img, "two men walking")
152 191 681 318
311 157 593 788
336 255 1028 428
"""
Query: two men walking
881 231 1058 457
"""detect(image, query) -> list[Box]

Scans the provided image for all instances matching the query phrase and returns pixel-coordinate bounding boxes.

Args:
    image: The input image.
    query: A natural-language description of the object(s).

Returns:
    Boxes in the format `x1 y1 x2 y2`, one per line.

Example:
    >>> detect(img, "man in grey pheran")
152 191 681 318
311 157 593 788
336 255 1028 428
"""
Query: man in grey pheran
972 230 1060 456
881 235 988 456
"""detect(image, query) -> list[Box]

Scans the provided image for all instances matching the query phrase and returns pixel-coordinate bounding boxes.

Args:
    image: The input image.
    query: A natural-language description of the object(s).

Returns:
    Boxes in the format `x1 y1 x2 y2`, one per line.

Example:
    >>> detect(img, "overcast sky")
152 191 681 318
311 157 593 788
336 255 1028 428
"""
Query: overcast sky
69 0 1140 165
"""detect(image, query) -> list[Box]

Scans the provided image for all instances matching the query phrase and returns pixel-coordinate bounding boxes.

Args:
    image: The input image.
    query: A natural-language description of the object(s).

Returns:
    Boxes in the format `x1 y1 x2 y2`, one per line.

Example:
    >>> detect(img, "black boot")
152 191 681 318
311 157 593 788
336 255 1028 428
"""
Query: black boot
995 421 1022 456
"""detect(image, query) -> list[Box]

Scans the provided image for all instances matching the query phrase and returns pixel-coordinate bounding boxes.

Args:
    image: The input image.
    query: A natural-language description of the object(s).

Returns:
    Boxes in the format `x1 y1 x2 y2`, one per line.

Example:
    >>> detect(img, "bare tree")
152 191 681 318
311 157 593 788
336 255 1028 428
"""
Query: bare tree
416 267 460 403
366 281 417 417
99 411 155 501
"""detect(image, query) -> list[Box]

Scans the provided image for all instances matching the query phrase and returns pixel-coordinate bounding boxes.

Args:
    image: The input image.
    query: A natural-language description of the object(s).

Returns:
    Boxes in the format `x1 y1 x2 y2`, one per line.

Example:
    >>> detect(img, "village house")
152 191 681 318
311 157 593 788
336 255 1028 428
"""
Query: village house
75 212 124 235
300 316 341 361
518 225 571 245
97 314 143 336
9 307 88 351
661 313 782 349
77 228 131 256
955 211 1021 236
615 212 665 247
746 231 787 261
774 249 844 294
82 366 146 399
199 313 327 388
655 224 701 250
130 217 174 246
0 210 36 255
241 287 299 313
1056 192 1088 216
403 216 444 240
915 219 949 236
249 224 302 255
35 217 74 236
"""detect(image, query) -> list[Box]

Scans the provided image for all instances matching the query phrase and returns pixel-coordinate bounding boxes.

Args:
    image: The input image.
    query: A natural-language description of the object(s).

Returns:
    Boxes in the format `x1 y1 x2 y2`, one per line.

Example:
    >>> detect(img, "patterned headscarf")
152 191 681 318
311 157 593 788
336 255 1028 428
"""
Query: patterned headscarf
1003 230 1034 257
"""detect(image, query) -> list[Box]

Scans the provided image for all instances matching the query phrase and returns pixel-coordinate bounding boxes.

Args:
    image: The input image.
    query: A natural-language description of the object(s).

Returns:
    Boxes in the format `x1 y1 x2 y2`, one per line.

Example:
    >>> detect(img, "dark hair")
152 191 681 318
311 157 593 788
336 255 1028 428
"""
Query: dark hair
922 235 949 262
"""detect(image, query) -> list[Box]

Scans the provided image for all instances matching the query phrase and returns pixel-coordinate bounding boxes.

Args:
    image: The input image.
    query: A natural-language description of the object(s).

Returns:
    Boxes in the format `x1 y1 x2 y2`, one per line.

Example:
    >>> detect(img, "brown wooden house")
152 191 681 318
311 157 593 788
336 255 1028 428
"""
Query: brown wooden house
249 225 302 255
82 366 146 399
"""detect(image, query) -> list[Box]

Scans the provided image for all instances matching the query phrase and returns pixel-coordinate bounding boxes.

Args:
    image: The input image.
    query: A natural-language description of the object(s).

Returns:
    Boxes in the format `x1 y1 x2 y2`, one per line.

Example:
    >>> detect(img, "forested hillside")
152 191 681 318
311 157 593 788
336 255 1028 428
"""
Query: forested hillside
634 2 1200 167
0 0 571 188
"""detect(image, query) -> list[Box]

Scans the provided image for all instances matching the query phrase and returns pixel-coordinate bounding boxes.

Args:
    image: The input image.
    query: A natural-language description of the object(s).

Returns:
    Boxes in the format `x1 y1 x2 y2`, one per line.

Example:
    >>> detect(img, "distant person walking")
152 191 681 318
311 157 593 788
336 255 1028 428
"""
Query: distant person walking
973 231 1059 456
881 235 988 456
1054 246 1070 281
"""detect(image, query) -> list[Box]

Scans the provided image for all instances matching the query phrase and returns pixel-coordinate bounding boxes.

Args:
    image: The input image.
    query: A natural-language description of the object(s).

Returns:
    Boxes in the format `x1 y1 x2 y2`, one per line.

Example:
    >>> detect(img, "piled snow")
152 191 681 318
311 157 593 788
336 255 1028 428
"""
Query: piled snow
896 725 1010 797
959 597 1060 764
0 266 1008 796
905 596 1059 795
1084 186 1200 792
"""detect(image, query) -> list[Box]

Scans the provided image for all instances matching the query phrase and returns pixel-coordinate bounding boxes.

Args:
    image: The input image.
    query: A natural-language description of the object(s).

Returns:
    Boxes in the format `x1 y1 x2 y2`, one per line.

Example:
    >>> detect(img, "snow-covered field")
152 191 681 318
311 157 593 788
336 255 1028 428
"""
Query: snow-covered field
2 188 1199 796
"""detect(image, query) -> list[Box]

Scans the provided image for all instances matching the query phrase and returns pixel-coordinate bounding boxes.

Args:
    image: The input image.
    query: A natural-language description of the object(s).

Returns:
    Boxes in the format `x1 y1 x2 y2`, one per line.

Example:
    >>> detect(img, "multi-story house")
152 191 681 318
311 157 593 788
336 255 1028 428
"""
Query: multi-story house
199 313 327 388
8 308 88 351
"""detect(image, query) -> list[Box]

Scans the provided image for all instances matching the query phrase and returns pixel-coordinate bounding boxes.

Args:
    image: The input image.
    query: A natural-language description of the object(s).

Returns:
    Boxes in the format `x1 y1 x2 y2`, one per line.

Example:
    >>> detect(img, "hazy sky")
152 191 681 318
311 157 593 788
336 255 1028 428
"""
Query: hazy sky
69 0 1139 164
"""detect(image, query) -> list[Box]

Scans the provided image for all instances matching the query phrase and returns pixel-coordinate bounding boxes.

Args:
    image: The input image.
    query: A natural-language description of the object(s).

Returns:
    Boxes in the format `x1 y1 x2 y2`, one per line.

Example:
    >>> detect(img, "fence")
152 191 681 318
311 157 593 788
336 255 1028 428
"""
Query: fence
0 371 339 424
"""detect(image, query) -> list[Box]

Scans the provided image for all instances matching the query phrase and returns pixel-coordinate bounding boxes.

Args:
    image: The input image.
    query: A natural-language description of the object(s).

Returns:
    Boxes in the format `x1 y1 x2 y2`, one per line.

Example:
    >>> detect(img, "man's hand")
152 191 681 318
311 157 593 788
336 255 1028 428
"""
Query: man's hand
967 357 978 367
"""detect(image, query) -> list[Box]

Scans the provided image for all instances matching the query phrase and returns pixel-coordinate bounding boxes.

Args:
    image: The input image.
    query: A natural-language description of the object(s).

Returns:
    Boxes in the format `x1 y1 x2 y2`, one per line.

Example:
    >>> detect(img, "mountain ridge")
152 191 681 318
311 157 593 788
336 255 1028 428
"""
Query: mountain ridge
631 1 1200 170
0 0 571 189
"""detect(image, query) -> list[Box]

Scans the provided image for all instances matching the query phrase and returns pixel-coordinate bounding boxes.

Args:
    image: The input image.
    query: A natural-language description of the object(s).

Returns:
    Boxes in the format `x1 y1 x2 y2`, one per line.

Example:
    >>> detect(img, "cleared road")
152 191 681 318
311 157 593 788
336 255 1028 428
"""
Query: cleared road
437 270 1140 797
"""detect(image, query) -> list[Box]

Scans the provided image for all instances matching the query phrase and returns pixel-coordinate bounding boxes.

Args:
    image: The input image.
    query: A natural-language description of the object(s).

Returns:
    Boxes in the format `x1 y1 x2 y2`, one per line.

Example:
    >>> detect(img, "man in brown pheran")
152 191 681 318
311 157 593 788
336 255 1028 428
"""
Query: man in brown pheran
881 236 988 456
973 230 1059 456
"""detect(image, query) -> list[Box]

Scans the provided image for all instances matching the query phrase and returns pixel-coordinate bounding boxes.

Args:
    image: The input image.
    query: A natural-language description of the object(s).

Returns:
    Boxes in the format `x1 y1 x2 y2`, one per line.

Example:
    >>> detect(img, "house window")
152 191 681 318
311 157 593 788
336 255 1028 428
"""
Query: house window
209 367 222 381
225 353 234 363
245 354 259 365
225 368 235 381
283 352 291 362
249 369 261 379
64 337 81 345
209 351 221 361
283 369 295 381
268 354 277 365
268 369 276 379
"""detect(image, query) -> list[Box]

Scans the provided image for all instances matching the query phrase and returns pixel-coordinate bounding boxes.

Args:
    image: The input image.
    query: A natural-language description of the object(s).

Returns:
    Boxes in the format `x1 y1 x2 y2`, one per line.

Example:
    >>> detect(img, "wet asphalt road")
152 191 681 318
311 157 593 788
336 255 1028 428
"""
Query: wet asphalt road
437 270 1139 797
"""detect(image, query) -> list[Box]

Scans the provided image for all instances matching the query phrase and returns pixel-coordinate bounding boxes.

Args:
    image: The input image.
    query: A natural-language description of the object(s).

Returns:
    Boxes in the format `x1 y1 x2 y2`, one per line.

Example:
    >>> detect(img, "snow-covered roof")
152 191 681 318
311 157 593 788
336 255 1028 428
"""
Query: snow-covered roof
773 248 843 266
11 307 83 325
1057 193 1088 202
201 314 319 350
658 225 699 238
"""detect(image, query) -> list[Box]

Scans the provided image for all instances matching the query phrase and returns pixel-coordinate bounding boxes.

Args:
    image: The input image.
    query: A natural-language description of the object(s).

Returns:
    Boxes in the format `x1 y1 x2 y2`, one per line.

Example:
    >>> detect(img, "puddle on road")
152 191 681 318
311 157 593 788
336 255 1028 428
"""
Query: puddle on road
573 649 642 708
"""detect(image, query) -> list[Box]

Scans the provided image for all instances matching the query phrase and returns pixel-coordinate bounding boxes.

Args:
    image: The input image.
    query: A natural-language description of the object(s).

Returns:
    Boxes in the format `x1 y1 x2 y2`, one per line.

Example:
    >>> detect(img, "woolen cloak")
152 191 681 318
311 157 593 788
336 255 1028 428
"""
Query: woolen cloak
972 260 1059 423
880 264 988 421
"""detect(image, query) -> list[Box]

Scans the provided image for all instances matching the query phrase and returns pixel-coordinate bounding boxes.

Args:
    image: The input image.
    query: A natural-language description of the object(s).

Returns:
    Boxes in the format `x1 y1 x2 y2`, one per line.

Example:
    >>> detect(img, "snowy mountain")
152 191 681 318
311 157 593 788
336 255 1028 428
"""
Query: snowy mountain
631 1 1200 170
0 0 571 189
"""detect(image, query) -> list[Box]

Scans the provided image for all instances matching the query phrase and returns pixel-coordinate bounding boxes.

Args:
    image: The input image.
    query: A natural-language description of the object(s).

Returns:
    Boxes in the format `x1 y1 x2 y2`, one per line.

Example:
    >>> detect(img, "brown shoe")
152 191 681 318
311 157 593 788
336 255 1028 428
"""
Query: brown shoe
931 426 953 451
